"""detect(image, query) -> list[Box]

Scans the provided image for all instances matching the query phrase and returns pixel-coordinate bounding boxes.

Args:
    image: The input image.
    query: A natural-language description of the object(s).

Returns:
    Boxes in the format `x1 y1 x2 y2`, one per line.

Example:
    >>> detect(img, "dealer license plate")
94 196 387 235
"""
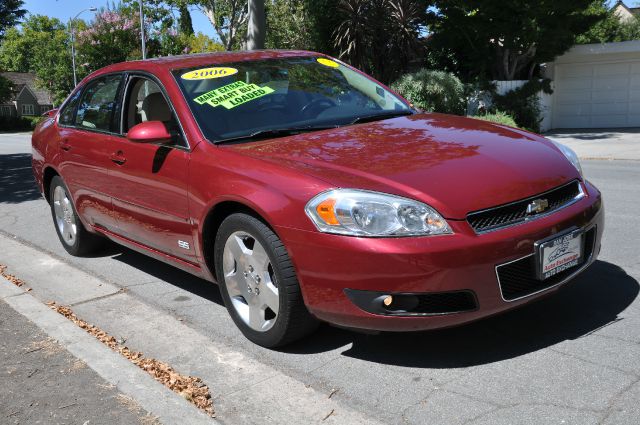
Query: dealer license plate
536 229 584 280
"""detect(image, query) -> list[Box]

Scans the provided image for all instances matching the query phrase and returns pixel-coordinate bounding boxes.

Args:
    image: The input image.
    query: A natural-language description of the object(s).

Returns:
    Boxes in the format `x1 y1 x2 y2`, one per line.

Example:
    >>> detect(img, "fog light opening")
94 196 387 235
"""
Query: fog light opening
382 295 393 307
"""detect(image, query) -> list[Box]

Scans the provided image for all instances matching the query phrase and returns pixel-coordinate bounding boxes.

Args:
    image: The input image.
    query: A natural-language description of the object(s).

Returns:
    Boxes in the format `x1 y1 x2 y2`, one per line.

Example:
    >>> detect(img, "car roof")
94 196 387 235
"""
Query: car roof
91 50 322 77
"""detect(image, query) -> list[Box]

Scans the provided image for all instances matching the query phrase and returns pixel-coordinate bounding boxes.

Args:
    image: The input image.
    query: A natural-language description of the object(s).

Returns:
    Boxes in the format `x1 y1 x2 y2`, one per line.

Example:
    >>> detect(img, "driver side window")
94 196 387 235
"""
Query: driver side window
123 76 184 147
75 74 123 132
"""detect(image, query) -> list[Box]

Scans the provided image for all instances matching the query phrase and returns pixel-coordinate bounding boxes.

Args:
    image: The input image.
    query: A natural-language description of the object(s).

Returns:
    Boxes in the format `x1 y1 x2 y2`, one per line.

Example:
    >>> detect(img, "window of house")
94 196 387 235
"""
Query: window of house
21 104 35 116
0 105 12 116
40 105 50 114
75 74 123 132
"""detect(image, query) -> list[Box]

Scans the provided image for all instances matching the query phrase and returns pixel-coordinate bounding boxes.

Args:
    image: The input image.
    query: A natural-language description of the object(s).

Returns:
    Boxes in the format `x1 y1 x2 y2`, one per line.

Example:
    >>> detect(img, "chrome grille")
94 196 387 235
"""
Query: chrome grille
467 181 583 233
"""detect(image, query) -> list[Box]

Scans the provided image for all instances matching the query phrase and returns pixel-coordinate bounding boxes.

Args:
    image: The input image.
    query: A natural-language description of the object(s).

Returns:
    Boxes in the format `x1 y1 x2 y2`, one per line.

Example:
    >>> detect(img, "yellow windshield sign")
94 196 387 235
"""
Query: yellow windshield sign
194 81 275 109
181 67 238 80
317 58 340 68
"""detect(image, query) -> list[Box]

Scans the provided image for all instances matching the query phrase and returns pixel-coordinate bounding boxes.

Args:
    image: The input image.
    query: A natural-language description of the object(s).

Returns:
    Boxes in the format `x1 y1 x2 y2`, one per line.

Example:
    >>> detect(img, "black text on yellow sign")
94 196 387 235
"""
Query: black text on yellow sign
194 81 275 110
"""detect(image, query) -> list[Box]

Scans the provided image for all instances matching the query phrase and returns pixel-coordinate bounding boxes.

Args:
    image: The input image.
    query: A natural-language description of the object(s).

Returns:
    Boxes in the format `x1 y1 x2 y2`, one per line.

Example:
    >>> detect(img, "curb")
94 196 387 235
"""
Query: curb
0 277 217 425
579 157 640 161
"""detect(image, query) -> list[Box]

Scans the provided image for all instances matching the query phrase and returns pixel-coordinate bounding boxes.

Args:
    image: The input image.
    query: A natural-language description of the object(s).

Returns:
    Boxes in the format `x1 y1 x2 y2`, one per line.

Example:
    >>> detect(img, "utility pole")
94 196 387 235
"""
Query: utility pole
139 0 146 59
69 7 97 87
246 0 265 50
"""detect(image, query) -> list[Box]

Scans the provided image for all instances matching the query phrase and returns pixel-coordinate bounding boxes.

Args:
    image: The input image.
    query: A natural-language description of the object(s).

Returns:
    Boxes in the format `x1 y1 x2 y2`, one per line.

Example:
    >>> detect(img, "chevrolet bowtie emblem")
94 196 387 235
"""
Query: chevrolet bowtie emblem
526 198 549 215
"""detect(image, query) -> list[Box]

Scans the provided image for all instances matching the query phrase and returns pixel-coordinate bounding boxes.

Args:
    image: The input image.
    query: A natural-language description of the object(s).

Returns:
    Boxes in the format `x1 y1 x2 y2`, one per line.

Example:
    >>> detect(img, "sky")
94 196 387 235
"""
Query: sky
22 0 215 36
20 0 637 39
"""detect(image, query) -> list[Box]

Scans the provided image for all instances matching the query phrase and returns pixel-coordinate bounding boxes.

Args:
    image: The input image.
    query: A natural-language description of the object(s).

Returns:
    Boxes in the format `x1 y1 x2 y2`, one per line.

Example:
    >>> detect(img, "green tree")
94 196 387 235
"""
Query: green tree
577 3 640 43
0 75 13 104
0 15 74 105
136 0 249 50
0 0 26 40
186 32 225 53
333 0 427 83
265 0 313 50
122 0 176 30
197 0 248 50
427 0 609 81
179 4 195 35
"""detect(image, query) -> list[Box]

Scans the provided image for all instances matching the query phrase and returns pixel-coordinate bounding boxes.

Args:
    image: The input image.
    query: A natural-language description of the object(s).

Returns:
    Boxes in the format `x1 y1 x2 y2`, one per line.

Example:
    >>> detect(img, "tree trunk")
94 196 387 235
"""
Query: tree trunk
247 0 266 50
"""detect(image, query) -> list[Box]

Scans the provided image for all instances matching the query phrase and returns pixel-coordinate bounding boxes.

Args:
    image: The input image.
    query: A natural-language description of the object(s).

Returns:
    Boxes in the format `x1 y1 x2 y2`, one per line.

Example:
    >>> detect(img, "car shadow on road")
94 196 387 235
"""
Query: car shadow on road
285 260 639 368
0 153 42 204
545 128 640 141
107 244 224 306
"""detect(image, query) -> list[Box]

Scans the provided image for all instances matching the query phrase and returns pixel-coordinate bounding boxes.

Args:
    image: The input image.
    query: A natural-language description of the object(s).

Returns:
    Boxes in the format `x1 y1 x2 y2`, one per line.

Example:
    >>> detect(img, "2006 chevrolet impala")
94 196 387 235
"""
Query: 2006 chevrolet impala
32 51 604 347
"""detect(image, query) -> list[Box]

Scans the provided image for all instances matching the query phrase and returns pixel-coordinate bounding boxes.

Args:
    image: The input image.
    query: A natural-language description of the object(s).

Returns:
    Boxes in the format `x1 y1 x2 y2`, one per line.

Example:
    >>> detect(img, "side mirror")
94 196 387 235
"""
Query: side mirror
44 108 58 118
127 121 172 144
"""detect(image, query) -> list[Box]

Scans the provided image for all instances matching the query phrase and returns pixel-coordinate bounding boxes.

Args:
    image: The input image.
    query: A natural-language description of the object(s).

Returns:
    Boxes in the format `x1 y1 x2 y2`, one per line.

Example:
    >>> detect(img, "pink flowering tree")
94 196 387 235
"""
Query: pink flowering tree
76 9 144 73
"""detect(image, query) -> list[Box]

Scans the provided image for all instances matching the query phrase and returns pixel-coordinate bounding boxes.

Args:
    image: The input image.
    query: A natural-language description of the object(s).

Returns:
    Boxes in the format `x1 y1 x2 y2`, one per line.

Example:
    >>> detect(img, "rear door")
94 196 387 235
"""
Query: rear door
107 74 196 262
57 74 124 232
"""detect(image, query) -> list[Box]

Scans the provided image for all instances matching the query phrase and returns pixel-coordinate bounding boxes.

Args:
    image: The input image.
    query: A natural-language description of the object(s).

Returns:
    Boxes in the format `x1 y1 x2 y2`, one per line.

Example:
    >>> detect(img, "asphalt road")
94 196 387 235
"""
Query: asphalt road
1 132 640 424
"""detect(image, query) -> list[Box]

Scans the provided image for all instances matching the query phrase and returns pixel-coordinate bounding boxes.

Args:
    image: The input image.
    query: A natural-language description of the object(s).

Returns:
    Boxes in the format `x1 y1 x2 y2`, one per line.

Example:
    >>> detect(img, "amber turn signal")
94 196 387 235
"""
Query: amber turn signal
315 198 339 225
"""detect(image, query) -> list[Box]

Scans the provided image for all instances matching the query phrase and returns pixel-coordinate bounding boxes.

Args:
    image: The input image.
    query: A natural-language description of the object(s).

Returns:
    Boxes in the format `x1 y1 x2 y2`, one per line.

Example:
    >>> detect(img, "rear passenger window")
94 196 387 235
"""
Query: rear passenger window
75 75 123 132
58 90 82 126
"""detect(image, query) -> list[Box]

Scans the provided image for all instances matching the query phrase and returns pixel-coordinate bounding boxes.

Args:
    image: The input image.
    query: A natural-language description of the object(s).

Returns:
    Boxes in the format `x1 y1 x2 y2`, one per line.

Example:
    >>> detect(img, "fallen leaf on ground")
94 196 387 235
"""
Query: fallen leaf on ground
47 301 214 416
0 264 26 287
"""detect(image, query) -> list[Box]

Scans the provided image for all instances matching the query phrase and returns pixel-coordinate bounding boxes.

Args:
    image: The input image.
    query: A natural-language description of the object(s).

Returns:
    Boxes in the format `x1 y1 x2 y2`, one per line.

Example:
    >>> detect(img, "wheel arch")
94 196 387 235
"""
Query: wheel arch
42 166 60 204
200 200 280 282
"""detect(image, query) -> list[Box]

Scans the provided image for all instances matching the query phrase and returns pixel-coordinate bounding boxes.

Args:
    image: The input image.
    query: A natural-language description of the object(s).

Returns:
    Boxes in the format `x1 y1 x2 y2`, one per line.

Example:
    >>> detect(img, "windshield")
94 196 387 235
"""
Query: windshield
173 56 412 143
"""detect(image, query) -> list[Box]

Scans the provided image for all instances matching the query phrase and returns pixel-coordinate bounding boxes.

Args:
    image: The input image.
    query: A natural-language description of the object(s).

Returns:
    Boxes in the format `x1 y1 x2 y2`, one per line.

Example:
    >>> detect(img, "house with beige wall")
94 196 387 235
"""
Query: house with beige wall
613 1 640 23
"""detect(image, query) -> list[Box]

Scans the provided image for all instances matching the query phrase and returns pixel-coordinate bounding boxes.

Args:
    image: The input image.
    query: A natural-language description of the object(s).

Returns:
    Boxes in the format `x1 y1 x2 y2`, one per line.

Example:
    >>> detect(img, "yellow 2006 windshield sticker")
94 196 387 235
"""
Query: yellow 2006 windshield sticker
317 58 339 68
181 67 238 80
194 81 274 109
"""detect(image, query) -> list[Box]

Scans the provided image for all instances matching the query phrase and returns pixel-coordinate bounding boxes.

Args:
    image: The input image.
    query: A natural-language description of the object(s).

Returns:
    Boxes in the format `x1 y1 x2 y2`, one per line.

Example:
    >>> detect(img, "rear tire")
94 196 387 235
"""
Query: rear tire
214 213 318 348
49 176 103 256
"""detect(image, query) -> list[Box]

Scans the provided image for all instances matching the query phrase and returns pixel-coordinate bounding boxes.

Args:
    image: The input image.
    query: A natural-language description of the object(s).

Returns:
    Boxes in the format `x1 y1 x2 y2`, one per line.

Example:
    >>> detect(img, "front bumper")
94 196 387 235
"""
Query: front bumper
275 180 604 332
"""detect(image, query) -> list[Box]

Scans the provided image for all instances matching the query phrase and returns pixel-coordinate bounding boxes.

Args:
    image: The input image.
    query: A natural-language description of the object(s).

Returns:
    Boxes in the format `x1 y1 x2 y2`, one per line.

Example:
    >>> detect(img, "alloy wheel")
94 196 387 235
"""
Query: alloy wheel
222 231 280 332
53 186 77 246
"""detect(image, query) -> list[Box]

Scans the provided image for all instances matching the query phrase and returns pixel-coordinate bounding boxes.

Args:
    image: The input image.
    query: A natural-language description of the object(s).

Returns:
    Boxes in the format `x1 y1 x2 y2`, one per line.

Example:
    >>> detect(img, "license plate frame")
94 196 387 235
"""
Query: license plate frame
534 227 584 281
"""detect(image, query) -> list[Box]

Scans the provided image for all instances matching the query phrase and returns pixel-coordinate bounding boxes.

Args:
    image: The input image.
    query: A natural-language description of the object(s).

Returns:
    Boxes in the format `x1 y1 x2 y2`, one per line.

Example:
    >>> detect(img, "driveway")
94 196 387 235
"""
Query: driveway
1 132 640 424
545 128 640 161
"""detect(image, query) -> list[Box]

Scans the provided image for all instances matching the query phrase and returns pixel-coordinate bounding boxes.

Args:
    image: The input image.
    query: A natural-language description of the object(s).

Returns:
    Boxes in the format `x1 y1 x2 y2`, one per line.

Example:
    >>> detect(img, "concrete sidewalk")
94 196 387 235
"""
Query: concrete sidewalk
0 298 157 425
0 235 380 425
545 128 640 161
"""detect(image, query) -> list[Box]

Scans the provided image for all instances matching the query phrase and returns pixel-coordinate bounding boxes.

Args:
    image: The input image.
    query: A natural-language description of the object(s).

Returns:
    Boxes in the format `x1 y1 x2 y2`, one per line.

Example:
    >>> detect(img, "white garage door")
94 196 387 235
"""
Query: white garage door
553 60 640 129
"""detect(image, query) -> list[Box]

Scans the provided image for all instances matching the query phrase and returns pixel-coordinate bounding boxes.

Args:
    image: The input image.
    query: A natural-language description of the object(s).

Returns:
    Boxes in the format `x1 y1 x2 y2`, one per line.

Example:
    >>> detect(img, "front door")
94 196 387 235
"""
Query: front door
57 74 124 232
108 75 196 262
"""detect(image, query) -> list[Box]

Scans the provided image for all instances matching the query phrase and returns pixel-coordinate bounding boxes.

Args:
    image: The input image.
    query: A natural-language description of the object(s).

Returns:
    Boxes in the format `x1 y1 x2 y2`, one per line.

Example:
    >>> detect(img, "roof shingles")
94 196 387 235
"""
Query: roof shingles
0 72 53 105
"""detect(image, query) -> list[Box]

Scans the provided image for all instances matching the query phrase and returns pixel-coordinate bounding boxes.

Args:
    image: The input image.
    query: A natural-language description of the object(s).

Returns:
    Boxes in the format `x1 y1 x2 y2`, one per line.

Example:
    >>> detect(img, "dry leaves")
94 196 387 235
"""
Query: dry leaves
46 302 214 416
0 264 26 287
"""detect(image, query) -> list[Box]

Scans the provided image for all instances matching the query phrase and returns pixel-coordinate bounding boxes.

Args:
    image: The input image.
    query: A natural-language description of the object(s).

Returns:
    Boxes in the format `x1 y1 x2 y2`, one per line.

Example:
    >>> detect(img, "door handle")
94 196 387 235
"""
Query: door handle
60 140 71 151
110 151 127 165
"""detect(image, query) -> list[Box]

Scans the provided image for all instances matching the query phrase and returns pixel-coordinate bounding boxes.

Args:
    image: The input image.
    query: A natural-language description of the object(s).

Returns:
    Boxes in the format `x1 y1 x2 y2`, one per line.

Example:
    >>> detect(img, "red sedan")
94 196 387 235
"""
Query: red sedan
32 51 604 347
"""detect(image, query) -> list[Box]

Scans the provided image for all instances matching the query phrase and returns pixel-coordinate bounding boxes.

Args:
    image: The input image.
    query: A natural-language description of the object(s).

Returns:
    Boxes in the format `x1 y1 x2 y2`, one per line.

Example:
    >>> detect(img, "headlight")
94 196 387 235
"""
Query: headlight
550 140 583 178
305 189 452 237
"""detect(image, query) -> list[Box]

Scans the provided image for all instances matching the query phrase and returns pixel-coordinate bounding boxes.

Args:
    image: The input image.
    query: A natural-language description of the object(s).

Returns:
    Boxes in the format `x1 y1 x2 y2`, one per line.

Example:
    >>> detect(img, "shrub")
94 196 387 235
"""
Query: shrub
473 111 519 128
490 79 552 133
27 115 44 128
0 116 35 132
391 69 466 115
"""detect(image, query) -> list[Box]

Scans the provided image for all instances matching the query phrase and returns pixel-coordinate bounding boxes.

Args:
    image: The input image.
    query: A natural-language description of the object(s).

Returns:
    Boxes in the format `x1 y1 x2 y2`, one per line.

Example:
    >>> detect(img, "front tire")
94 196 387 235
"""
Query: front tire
214 213 318 348
49 176 103 256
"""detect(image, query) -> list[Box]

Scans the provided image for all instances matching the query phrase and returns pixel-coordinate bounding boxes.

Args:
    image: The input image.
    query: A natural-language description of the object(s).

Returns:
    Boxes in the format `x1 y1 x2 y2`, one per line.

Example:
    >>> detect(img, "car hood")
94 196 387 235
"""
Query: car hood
227 113 580 219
